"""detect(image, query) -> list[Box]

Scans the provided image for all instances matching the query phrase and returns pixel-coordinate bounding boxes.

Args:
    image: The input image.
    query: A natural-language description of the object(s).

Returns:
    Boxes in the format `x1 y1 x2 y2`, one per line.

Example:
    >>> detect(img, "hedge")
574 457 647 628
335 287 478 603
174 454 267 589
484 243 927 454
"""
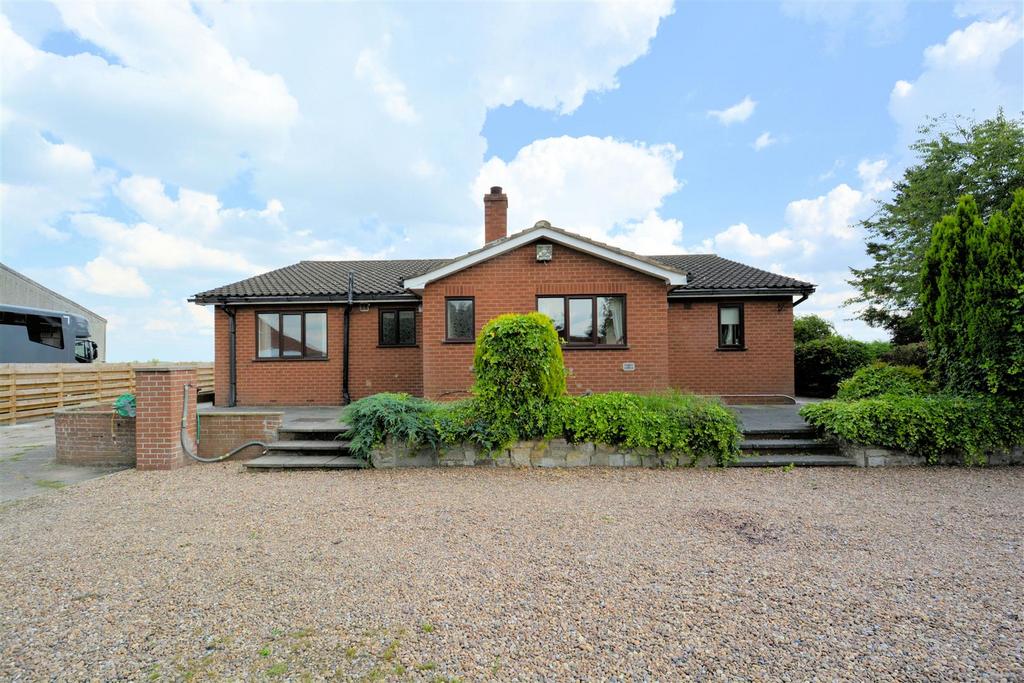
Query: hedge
835 363 932 400
794 336 872 397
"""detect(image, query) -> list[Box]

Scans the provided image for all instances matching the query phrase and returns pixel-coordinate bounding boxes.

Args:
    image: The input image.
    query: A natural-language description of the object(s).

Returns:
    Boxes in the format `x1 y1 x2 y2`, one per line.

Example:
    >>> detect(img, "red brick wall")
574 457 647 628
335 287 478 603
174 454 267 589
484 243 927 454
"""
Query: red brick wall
421 241 671 399
667 299 795 400
197 412 283 461
55 405 135 466
135 367 196 471
214 304 423 406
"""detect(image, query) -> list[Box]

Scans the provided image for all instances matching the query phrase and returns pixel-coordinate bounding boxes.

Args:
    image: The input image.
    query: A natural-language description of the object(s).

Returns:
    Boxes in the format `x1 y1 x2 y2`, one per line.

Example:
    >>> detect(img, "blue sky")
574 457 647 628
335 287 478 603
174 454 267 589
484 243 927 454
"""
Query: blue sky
2 1 1022 361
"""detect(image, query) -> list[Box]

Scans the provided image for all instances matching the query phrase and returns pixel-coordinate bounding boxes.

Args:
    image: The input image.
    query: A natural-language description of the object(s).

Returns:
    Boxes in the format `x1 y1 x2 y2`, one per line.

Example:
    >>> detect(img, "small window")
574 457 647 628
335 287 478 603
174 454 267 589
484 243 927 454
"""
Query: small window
445 298 475 342
718 304 744 349
257 311 328 359
536 295 626 347
380 309 416 346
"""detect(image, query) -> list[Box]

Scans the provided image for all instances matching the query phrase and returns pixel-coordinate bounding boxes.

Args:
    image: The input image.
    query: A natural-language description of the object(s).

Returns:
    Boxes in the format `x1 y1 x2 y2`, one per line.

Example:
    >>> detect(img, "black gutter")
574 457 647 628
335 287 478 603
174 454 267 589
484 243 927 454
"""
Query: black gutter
668 287 815 298
342 271 354 405
225 306 237 407
188 293 420 305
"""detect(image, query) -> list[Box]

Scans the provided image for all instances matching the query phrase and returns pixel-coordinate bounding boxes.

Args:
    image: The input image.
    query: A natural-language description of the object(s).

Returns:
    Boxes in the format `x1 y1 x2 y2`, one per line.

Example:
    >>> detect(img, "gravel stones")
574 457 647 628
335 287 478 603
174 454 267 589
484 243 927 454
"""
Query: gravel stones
1 466 1022 680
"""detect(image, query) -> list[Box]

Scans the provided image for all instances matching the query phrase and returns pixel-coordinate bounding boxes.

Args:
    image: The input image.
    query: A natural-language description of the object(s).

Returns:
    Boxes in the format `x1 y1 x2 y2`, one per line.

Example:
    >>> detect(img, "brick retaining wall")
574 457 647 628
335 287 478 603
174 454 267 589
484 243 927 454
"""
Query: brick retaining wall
55 405 135 466
197 411 282 461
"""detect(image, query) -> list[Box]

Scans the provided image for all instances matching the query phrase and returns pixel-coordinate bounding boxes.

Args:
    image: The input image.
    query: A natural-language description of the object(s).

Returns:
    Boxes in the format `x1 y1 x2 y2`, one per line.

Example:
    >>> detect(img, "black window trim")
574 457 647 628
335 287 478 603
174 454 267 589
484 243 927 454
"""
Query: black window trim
444 296 476 344
535 294 628 349
717 302 746 351
255 310 329 361
378 307 418 347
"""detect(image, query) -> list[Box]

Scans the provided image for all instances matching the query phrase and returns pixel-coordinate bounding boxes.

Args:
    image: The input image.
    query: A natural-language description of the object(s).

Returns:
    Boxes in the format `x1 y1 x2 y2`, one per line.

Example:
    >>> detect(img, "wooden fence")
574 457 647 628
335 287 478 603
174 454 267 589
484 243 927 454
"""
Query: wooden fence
0 363 215 425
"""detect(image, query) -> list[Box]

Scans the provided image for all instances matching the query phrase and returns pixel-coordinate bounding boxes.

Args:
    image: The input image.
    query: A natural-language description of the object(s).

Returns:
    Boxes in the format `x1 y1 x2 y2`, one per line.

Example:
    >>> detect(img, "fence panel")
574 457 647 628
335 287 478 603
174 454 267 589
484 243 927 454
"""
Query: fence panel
0 362 214 425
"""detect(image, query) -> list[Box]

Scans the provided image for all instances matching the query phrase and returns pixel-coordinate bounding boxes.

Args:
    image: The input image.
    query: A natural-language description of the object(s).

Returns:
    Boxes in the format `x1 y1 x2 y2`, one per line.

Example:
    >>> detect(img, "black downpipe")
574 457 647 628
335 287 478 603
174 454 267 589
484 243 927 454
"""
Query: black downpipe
226 306 237 407
342 271 354 405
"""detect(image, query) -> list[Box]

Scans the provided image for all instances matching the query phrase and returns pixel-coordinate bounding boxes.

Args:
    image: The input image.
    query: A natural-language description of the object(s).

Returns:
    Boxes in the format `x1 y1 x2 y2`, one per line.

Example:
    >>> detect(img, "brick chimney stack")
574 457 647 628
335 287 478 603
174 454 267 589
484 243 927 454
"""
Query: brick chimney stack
483 186 508 243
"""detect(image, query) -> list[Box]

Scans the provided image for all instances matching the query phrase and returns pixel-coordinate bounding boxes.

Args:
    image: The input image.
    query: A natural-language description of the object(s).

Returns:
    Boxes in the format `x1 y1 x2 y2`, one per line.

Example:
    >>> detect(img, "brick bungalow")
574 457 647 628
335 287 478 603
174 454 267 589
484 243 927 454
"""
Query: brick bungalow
190 187 814 406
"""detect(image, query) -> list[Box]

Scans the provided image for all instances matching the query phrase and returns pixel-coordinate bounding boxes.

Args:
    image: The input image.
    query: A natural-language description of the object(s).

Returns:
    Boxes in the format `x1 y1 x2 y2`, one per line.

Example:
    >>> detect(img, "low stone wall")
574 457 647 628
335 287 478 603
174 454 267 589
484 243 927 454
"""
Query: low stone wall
842 443 1024 467
196 411 282 461
371 438 715 469
55 404 136 466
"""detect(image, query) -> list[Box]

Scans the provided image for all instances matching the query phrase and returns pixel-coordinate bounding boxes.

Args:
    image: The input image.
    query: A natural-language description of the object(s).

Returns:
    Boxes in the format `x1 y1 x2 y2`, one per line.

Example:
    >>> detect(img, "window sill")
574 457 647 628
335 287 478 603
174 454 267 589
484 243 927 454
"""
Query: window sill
562 345 630 351
715 346 747 352
252 356 330 362
443 339 475 345
377 344 419 349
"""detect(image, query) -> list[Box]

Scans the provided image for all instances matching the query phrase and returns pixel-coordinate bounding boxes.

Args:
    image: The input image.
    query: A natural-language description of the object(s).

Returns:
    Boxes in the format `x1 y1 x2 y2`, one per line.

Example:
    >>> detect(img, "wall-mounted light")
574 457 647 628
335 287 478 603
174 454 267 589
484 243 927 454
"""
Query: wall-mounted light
359 304 370 312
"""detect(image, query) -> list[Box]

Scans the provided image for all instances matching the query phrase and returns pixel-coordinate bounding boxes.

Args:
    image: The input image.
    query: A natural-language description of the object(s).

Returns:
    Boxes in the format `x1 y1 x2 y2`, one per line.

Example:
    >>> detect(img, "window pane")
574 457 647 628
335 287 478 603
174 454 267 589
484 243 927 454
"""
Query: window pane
720 307 740 325
257 313 279 357
596 297 625 345
305 312 327 357
381 311 397 345
568 299 593 343
537 297 565 337
281 314 303 356
27 315 64 349
398 310 416 345
446 299 474 340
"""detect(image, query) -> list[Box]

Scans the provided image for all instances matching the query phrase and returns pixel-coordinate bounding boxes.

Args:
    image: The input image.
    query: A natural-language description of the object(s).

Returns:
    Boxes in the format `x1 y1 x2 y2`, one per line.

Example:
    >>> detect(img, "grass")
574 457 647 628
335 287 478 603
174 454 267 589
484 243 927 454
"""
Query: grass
34 479 66 490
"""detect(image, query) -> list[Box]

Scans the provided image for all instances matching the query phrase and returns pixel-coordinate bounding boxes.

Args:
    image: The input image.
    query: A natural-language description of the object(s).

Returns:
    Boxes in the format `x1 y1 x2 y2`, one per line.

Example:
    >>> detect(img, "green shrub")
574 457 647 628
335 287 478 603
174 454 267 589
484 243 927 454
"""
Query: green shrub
341 392 440 461
836 363 932 400
881 341 929 369
793 314 835 344
472 313 566 445
794 336 872 397
863 340 893 362
547 391 742 466
800 395 1024 465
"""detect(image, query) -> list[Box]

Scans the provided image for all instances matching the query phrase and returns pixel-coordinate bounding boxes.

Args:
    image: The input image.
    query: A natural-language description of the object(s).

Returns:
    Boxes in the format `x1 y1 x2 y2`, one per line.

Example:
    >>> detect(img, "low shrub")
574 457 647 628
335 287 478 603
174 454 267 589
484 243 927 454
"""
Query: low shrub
794 336 872 397
835 363 932 400
880 341 929 369
341 392 441 461
800 395 1024 465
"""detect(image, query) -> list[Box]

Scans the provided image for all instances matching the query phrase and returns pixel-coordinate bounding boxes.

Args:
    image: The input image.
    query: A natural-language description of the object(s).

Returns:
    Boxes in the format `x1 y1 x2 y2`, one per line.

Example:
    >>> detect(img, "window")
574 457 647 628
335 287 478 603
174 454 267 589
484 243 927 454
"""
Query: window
380 309 416 346
445 298 475 342
537 295 626 347
718 304 744 349
0 311 64 349
256 311 327 359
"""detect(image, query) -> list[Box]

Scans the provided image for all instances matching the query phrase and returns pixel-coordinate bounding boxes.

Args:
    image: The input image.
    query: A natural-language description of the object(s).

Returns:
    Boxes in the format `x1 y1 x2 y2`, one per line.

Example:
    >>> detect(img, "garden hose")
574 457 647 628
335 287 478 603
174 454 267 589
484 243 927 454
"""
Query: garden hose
180 383 268 463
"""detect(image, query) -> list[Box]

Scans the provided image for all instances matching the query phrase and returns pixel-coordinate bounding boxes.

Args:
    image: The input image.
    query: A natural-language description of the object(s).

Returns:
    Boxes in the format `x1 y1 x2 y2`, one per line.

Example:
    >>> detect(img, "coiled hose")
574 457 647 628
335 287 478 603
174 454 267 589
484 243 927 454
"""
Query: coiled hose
181 383 268 463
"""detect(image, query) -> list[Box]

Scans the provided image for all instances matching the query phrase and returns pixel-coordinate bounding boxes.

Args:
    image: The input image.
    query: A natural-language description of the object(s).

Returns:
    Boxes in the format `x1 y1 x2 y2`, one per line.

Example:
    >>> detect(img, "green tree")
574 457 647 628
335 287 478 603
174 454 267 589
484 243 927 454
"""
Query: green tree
793 314 835 344
849 112 1024 342
921 190 1024 396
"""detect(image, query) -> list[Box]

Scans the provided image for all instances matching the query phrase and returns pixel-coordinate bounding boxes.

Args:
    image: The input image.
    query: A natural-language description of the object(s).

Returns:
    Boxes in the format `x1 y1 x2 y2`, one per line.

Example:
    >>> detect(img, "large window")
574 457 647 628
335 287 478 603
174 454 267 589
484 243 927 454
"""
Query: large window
445 298 475 342
718 304 744 349
257 311 327 359
0 310 64 349
537 295 626 347
380 309 416 346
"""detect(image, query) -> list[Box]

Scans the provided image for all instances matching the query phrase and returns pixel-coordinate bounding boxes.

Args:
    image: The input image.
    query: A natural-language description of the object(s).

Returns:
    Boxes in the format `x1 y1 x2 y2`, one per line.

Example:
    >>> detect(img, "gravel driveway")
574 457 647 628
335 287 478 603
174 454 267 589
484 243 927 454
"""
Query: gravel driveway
1 466 1022 681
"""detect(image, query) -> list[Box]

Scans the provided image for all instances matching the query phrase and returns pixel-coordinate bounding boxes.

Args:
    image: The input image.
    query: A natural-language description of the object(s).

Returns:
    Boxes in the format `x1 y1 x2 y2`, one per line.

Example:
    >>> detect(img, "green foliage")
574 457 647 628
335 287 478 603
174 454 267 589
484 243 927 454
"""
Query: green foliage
794 336 872 397
880 342 929 369
801 395 1024 466
472 313 567 445
341 393 440 461
793 314 835 344
920 189 1024 396
835 363 932 400
863 341 892 362
547 391 742 466
849 112 1024 340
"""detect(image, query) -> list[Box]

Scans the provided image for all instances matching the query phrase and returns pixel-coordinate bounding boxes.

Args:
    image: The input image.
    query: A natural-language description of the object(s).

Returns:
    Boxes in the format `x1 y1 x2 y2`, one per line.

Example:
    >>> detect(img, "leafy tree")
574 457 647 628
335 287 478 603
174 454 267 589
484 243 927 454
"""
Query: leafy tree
921 190 1024 396
849 112 1024 342
793 314 835 344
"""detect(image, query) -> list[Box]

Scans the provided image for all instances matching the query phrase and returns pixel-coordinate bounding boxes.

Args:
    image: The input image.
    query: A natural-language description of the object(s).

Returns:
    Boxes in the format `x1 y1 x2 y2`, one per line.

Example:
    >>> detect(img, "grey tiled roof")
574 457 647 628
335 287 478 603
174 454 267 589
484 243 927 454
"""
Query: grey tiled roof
192 238 813 302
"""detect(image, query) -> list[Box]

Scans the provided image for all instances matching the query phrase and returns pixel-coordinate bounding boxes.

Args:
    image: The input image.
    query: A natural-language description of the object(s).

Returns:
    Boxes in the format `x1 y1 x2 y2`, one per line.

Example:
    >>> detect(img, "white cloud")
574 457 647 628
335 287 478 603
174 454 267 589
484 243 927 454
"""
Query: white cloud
752 131 777 151
473 135 684 251
355 44 420 124
66 256 151 297
143 299 214 336
889 14 1023 148
707 96 756 125
697 222 800 260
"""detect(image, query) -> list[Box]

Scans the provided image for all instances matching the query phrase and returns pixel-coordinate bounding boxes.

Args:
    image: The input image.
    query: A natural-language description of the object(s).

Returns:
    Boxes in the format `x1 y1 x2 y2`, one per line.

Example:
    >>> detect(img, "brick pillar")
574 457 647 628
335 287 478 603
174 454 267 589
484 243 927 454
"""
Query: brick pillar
135 366 197 471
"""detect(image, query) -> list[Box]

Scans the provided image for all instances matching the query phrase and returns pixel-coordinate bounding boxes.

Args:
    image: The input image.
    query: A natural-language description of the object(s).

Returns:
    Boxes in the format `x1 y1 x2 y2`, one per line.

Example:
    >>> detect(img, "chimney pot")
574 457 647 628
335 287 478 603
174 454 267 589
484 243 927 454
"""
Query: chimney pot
483 185 508 243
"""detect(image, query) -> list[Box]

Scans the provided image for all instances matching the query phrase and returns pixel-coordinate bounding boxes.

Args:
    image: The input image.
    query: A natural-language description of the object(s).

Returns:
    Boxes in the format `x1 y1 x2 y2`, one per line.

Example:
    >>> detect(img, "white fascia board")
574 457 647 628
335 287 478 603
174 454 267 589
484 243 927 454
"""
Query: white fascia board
402 227 687 291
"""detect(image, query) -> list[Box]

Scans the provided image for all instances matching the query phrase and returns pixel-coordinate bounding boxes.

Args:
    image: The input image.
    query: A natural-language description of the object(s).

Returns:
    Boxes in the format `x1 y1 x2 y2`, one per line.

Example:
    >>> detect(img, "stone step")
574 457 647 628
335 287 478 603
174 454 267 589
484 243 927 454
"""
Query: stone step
741 427 817 440
265 440 352 452
244 454 363 469
279 422 350 434
734 454 855 468
740 438 837 453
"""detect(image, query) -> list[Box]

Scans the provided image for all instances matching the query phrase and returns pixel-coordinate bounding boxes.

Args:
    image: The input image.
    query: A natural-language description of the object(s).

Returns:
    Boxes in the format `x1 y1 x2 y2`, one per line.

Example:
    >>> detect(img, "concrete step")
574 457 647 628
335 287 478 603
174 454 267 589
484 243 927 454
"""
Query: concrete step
740 438 838 453
735 454 855 468
279 422 350 434
742 427 817 440
245 454 363 469
265 440 352 453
